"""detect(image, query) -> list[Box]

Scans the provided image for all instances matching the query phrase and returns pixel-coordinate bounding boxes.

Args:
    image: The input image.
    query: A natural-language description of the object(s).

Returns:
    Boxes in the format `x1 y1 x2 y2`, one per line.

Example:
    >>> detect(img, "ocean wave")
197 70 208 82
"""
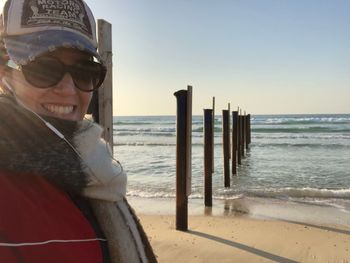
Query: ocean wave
115 140 349 148
253 134 350 139
126 190 244 200
115 132 175 137
114 127 350 137
114 132 205 138
252 142 350 149
246 187 350 199
126 187 350 200
114 126 350 135
115 127 176 132
252 116 350 125
114 127 217 136
127 190 176 199
192 127 223 133
252 127 350 133
115 142 223 146
116 142 176 146
114 121 155 125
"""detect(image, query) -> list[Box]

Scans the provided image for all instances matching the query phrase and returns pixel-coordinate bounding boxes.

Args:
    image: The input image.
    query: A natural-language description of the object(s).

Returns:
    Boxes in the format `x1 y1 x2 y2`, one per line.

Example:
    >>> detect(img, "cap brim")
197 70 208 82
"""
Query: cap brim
3 30 101 65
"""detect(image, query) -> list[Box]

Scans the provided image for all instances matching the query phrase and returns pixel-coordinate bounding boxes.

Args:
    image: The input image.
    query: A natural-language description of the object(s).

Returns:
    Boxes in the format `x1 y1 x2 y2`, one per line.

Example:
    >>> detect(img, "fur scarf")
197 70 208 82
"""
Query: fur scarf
0 96 157 263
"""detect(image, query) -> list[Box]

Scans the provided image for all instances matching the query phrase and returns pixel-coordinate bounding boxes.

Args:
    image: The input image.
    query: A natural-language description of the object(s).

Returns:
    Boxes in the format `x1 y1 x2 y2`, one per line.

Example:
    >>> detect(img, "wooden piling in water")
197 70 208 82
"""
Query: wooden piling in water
222 110 230 187
247 114 251 146
204 109 213 207
242 114 246 155
231 111 238 175
237 110 242 165
174 86 192 231
228 103 231 160
240 112 245 157
245 114 250 149
212 97 215 173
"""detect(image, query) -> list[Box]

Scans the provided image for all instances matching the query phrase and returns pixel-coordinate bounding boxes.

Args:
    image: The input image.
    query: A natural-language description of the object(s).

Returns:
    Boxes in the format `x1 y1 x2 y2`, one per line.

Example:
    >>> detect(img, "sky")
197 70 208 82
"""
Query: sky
2 0 350 115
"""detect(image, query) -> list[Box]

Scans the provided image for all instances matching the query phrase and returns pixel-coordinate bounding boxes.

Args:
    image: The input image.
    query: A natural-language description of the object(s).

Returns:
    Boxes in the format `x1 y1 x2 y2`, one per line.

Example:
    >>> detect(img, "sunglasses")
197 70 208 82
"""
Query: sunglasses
11 56 107 92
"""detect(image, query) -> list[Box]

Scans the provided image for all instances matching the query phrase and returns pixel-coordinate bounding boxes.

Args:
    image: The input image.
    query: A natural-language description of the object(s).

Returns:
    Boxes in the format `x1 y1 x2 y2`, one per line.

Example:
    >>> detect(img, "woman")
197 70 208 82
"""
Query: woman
0 0 157 262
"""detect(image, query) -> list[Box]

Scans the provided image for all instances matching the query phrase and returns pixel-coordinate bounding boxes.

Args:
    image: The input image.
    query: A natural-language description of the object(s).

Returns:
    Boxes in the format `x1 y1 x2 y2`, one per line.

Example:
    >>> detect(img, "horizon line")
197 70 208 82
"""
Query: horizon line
113 112 350 117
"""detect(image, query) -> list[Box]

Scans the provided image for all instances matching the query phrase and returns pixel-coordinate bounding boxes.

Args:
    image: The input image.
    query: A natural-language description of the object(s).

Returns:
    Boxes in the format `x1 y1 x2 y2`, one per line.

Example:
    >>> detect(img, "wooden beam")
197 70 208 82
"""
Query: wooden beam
97 19 113 149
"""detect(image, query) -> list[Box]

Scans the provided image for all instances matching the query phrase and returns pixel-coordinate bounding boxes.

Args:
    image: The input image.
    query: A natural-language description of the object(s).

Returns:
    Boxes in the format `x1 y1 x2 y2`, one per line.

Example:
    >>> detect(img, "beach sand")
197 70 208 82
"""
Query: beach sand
129 197 350 262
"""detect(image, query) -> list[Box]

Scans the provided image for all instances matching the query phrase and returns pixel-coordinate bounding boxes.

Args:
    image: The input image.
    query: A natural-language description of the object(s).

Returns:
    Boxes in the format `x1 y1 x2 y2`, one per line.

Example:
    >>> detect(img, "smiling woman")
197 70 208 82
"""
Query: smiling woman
0 0 157 262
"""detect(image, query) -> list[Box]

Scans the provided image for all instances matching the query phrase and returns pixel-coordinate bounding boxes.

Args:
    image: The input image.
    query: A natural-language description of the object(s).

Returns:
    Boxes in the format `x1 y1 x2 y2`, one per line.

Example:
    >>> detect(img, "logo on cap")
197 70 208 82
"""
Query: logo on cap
21 0 92 37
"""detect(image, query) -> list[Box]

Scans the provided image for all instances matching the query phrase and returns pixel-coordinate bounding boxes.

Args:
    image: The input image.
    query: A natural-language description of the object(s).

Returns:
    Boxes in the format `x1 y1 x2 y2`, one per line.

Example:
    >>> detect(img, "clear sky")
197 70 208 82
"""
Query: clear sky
2 0 350 115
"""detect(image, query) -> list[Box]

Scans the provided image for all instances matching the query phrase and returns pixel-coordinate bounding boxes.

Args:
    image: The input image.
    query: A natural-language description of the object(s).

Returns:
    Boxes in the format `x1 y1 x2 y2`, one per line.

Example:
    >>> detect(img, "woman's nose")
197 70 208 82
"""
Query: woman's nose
52 73 77 95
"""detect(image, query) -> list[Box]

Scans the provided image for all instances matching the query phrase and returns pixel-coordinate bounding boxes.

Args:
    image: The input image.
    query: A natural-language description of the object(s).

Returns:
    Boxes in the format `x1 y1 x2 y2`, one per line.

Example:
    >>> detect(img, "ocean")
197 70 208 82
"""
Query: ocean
113 114 350 224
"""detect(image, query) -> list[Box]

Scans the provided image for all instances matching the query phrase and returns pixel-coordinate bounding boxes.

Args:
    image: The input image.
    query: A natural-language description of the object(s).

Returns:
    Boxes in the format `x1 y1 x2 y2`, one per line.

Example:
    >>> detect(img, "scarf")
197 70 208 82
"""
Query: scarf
0 96 157 263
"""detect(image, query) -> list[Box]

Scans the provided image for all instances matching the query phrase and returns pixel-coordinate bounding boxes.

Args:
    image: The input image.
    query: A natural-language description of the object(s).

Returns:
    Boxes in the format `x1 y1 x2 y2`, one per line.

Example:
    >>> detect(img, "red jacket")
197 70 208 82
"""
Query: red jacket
0 171 104 263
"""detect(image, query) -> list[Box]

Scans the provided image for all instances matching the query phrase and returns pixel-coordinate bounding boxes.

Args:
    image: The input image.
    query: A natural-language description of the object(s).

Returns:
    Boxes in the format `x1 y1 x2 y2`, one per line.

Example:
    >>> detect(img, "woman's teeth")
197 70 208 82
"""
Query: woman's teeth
44 104 74 115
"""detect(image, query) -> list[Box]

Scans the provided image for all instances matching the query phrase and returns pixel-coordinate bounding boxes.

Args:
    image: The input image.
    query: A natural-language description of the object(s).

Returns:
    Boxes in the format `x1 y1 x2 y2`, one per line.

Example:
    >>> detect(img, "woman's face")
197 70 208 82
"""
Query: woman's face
6 49 93 121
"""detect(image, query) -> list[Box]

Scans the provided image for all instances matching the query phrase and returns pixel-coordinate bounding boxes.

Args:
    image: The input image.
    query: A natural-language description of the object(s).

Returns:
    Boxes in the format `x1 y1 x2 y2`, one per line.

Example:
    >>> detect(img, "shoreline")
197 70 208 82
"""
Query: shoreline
128 195 350 227
129 197 350 262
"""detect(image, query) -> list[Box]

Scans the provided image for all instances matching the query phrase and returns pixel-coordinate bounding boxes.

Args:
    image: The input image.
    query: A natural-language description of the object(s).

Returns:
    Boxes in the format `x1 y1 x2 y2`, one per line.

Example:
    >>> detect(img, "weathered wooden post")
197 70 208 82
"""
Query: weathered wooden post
228 103 231 160
98 20 113 148
212 97 215 173
240 110 245 158
89 19 113 149
222 110 230 187
231 111 238 175
247 114 251 146
237 108 242 165
245 113 249 149
204 109 213 207
174 86 192 231
242 112 246 155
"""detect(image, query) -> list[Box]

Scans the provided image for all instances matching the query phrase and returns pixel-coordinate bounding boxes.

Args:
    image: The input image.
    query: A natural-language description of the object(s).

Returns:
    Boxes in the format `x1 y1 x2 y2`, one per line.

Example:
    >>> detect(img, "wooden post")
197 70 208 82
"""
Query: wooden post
237 109 242 165
231 111 238 175
174 86 192 231
240 110 245 157
245 113 249 149
186 86 192 196
204 109 213 207
242 113 246 155
212 97 215 173
222 110 230 187
97 19 113 149
247 114 251 146
228 103 231 160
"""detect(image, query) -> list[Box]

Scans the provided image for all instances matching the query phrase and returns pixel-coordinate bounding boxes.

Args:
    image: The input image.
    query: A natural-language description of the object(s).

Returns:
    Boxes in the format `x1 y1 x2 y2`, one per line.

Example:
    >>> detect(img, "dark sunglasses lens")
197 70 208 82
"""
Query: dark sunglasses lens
71 61 106 91
22 57 106 91
22 58 63 88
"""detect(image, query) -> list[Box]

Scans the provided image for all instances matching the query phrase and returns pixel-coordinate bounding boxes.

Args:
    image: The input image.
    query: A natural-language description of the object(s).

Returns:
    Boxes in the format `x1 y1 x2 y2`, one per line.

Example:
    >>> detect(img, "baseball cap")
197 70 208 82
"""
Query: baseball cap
0 0 100 65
